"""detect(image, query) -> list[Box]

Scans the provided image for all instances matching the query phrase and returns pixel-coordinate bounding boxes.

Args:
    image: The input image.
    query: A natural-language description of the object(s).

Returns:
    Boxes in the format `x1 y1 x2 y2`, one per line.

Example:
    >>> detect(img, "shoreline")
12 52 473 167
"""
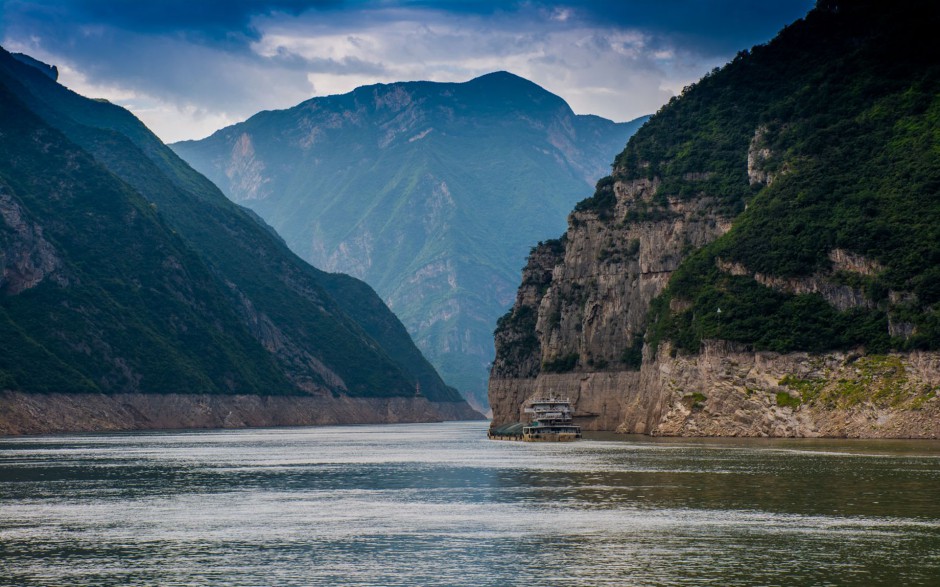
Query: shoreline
0 390 484 436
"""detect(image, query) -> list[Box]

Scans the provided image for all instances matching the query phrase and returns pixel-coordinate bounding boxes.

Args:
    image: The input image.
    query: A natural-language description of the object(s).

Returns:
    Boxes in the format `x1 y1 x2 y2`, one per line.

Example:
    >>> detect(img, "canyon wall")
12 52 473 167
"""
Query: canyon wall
489 174 940 439
490 344 940 439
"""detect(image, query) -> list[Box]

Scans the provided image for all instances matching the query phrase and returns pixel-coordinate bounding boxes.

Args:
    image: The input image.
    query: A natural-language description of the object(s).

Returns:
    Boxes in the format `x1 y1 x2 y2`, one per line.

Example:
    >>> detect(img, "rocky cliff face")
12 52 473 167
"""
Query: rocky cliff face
490 341 940 438
489 169 732 415
489 173 734 431
489 159 940 440
538 179 730 371
490 1 940 438
0 189 66 294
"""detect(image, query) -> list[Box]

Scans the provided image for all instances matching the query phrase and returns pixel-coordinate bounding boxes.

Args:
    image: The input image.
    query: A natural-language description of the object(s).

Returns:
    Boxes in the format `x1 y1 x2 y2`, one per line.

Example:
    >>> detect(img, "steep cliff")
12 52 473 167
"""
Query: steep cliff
172 72 647 409
490 0 940 437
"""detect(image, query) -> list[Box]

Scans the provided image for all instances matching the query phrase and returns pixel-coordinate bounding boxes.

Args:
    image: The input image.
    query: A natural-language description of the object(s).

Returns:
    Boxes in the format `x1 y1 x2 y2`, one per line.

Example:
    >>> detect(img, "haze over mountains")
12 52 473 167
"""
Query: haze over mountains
173 72 647 409
0 46 480 432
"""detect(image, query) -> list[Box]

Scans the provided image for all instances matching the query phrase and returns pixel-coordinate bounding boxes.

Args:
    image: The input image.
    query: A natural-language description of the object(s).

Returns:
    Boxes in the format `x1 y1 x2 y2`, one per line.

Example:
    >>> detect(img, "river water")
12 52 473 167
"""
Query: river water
1 421 939 586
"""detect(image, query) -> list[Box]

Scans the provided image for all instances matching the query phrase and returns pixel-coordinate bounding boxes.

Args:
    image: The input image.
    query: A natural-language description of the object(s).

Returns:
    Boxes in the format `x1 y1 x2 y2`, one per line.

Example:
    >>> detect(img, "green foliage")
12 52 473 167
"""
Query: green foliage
529 237 566 258
0 48 462 401
776 392 802 409
574 175 617 217
492 302 545 378
779 375 825 403
625 239 641 257
632 1 940 354
495 304 536 336
777 358 934 410
587 357 608 369
648 250 895 355
620 333 644 370
682 392 707 410
622 200 678 224
826 355 911 408
542 353 579 373
0 78 290 394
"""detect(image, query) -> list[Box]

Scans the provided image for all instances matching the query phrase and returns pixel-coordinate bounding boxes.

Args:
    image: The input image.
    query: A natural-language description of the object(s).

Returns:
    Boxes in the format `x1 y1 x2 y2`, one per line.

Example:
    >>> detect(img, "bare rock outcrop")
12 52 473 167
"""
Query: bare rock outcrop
648 342 940 438
491 341 940 438
490 174 731 427
0 189 66 294
225 133 269 201
747 125 775 186
715 248 883 312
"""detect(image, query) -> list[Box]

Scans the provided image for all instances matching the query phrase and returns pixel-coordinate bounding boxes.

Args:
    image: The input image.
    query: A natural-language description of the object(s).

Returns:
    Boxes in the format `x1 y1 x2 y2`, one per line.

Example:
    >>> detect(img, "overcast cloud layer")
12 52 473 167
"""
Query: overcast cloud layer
0 1 814 142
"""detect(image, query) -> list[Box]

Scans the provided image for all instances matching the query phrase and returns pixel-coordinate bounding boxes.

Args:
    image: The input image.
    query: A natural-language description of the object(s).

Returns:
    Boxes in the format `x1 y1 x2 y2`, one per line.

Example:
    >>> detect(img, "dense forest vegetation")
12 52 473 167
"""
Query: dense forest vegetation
580 0 940 355
0 48 463 400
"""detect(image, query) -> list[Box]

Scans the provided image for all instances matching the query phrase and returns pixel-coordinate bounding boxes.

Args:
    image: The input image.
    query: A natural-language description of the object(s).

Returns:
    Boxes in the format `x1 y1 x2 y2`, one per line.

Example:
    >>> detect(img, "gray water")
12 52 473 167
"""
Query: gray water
1 421 939 586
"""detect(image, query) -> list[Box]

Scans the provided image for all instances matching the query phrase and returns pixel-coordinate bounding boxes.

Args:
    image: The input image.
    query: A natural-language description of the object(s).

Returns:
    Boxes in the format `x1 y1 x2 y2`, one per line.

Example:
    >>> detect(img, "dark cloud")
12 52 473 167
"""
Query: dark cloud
0 0 816 141
0 0 342 41
2 1 814 49
400 1 815 55
567 0 816 55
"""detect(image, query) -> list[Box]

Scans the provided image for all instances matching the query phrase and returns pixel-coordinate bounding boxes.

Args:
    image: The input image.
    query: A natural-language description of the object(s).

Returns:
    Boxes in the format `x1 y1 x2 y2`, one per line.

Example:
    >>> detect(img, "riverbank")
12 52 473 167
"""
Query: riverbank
0 391 483 435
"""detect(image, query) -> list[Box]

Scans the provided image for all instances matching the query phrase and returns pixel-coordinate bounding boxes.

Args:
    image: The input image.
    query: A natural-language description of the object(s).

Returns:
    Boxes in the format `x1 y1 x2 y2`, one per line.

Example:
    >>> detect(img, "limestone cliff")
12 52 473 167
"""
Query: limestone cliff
489 196 940 437
489 0 940 438
490 340 940 438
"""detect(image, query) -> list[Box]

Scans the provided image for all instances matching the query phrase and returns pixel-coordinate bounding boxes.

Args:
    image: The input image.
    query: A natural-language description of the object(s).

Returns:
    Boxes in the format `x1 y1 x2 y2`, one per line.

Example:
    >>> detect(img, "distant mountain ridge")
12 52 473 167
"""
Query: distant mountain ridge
173 71 647 408
0 47 477 421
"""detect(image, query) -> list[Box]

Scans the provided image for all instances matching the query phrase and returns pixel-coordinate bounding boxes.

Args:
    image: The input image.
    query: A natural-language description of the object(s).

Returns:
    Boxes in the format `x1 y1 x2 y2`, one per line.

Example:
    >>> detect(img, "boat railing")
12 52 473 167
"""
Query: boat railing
526 397 571 404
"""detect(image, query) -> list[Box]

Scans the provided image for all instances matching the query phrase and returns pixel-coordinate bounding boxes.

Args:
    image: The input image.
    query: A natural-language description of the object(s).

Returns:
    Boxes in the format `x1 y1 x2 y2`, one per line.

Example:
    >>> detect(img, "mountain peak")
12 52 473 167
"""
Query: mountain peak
468 70 529 84
171 68 647 410
464 70 550 95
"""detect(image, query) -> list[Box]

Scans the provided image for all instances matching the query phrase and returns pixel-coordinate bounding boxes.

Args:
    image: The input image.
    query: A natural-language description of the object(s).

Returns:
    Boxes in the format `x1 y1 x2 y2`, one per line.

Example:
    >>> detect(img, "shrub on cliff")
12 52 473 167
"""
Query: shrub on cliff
629 0 940 354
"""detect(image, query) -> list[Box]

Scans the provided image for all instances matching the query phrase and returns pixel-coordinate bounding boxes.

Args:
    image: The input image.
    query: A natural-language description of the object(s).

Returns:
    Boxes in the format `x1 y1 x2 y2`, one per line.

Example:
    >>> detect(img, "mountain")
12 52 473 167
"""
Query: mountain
171 72 647 410
489 0 940 438
0 70 286 396
0 47 480 432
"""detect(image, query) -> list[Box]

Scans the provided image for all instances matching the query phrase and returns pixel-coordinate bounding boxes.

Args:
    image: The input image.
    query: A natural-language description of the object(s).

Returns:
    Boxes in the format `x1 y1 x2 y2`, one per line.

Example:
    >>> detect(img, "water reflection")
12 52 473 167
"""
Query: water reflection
1 422 939 586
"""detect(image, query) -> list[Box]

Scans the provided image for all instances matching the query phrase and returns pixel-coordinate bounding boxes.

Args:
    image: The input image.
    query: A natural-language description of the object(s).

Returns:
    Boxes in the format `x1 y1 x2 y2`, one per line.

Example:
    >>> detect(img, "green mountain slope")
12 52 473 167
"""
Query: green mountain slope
0 73 287 394
575 0 940 357
617 2 940 352
0 47 466 403
172 72 646 408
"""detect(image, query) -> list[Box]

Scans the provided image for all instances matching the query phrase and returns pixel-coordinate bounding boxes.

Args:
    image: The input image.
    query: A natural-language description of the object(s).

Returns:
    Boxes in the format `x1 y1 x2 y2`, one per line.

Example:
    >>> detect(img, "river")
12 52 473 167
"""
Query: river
1 421 939 586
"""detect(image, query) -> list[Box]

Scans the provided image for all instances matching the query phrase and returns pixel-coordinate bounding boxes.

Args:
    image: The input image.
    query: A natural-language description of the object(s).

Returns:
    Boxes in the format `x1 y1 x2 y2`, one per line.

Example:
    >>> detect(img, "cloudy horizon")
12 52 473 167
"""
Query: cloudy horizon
0 0 814 143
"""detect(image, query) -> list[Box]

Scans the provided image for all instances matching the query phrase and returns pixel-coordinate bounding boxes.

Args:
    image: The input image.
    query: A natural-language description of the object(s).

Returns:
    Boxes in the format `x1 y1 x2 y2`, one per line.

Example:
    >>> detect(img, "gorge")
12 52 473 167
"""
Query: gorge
172 73 647 410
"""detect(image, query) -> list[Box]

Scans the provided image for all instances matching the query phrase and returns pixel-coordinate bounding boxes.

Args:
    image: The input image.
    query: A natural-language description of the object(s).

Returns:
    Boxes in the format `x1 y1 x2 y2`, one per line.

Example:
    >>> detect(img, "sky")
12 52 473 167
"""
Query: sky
0 1 815 143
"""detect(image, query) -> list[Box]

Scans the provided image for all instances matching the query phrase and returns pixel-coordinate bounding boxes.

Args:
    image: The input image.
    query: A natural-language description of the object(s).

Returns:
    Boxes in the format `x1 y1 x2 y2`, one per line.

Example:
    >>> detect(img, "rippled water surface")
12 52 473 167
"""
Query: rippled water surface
2 421 940 586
